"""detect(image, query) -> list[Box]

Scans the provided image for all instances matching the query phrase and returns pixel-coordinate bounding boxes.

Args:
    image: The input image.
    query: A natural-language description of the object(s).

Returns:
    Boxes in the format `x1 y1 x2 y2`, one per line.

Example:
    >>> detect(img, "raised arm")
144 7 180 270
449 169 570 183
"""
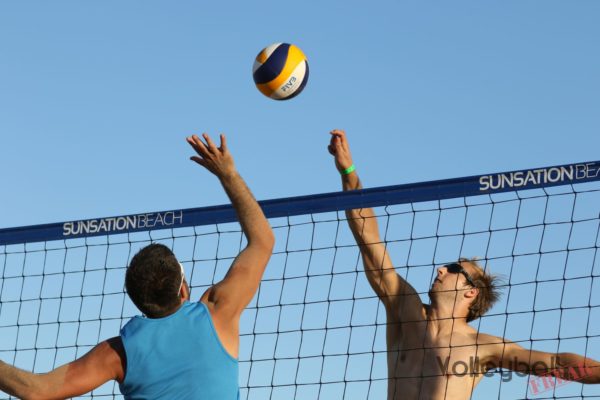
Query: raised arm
187 133 274 351
0 337 125 400
328 130 423 316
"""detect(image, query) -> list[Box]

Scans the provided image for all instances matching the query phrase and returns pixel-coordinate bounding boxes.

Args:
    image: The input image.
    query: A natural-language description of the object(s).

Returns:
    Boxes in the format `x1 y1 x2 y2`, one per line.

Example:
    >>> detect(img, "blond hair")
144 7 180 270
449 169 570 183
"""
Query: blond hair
460 258 502 322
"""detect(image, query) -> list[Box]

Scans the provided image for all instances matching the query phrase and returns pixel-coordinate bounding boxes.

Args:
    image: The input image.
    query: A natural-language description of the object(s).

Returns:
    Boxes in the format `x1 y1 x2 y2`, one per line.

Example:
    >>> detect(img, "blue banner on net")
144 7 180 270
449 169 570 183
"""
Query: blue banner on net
1 161 599 246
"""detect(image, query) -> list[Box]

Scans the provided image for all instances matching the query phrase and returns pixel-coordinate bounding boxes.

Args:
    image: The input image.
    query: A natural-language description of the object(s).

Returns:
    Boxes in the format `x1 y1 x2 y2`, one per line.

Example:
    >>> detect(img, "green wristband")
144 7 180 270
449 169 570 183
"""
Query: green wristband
341 164 356 175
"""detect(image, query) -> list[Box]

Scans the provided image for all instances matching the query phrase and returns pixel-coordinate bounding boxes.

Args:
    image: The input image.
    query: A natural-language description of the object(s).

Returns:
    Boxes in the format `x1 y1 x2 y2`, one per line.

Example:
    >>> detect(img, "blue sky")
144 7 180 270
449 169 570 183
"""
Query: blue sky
1 1 599 229
1 1 600 399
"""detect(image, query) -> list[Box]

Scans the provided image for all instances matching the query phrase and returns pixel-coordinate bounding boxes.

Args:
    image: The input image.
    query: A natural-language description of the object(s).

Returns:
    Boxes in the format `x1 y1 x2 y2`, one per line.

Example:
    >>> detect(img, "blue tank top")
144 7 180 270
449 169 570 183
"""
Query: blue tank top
119 301 239 400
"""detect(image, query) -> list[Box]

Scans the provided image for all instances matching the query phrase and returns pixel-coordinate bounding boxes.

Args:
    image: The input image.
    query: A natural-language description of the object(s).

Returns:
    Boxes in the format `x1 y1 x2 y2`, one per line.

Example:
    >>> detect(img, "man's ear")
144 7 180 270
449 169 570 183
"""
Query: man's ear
464 287 479 300
180 280 191 301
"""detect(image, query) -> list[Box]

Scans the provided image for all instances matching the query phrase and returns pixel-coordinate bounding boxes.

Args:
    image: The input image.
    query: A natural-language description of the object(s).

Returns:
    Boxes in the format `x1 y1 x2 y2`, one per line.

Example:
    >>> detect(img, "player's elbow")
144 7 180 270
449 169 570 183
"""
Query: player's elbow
250 229 275 253
265 230 275 251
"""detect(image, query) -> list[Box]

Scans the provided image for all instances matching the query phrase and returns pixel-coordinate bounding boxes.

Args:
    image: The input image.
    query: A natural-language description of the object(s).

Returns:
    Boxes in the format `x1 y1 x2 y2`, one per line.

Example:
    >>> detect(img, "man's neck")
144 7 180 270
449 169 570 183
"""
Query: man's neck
426 302 470 338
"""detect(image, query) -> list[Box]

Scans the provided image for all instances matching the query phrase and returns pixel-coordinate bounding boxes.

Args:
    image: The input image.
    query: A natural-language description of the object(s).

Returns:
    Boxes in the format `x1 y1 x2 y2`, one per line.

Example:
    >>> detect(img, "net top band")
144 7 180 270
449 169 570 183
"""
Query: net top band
1 160 599 246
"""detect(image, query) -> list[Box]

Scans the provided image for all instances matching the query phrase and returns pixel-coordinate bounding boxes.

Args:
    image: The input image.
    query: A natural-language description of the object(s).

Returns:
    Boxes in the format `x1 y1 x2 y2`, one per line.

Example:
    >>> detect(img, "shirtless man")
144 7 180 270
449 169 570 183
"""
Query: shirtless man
328 129 600 399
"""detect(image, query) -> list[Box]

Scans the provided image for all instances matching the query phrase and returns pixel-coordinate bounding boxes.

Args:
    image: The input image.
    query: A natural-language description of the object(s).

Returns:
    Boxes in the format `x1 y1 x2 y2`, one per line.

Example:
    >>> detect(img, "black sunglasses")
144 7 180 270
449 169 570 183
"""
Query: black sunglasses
446 263 476 288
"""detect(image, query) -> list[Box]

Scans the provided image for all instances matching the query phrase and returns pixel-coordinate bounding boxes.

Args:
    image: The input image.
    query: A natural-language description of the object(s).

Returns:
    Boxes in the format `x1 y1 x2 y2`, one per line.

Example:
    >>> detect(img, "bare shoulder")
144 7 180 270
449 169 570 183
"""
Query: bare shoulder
468 332 515 364
96 337 126 383
448 329 505 349
200 286 215 307
61 336 127 391
107 337 126 359
79 337 125 363
474 332 506 346
387 295 428 325
198 293 240 358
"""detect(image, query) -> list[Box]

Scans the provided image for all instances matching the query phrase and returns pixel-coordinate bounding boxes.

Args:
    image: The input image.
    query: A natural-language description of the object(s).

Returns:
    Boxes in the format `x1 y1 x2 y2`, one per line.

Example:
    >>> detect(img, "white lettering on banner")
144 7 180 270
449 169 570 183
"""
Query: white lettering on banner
479 164 595 191
62 210 184 237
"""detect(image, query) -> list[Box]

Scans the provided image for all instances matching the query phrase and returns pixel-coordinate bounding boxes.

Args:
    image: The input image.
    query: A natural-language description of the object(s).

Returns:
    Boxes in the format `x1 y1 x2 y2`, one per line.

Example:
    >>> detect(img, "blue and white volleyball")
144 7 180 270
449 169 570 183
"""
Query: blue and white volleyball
252 43 309 100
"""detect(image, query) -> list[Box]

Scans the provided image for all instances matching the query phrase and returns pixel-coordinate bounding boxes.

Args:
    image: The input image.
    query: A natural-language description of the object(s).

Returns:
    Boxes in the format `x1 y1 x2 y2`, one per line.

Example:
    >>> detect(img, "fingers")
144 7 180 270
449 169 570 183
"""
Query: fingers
187 132 226 160
187 133 233 175
190 156 206 166
220 134 228 153
334 136 343 150
327 143 336 155
328 129 346 154
330 130 346 148
203 133 218 153
187 134 209 156
328 135 336 151
330 129 345 139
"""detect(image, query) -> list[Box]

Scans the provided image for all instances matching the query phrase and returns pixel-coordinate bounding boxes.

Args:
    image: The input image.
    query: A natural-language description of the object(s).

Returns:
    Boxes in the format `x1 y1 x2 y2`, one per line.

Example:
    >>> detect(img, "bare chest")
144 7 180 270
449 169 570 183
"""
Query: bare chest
385 327 487 400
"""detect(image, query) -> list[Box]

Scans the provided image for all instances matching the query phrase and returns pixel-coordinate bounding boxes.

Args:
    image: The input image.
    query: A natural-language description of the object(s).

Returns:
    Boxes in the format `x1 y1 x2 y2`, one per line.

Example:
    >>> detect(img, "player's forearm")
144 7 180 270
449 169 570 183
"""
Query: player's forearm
341 172 395 295
0 361 40 399
219 170 274 248
341 169 361 192
341 173 382 247
555 353 600 384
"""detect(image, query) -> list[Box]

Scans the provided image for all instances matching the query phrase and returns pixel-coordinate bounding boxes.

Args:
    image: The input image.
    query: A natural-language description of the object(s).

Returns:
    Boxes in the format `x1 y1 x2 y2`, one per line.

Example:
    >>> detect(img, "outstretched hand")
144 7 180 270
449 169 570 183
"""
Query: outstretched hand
186 133 236 179
328 129 354 172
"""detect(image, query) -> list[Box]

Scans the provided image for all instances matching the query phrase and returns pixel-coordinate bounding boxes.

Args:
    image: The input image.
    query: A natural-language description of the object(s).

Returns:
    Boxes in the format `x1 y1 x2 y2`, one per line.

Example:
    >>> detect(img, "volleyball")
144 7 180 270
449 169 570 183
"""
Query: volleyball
252 43 309 100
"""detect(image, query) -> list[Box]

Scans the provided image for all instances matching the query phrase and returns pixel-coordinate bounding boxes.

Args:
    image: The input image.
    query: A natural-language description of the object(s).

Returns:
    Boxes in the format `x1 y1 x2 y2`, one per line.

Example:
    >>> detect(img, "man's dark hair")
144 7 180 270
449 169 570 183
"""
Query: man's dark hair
125 243 183 318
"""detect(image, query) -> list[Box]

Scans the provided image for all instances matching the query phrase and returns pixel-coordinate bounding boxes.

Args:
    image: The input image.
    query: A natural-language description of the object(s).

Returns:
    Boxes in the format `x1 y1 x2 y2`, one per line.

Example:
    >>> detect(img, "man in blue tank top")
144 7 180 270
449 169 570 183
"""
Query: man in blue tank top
0 133 274 399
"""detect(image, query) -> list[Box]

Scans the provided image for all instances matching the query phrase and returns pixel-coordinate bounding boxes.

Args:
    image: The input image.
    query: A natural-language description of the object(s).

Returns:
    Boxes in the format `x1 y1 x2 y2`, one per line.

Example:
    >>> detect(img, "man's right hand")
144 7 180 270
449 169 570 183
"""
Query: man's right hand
328 129 354 173
188 132 274 360
186 133 236 180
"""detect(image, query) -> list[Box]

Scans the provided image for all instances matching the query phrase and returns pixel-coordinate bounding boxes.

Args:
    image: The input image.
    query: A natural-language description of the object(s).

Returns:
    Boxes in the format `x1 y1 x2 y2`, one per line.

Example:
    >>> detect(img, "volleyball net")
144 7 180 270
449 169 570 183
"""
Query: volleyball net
1 161 599 399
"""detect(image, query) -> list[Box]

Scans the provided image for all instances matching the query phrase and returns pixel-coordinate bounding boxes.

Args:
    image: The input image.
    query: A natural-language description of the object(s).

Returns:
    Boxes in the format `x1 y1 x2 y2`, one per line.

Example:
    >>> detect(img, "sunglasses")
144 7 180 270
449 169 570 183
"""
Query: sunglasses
446 263 476 288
